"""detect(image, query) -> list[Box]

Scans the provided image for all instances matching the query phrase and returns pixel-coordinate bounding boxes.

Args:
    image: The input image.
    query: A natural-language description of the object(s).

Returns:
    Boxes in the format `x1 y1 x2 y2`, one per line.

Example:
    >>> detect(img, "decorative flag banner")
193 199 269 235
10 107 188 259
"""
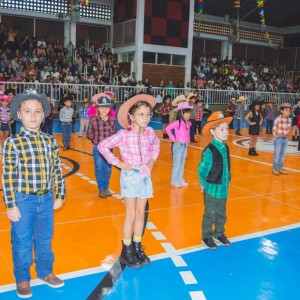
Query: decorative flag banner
233 0 240 42
80 0 89 6
197 0 204 14
256 0 272 45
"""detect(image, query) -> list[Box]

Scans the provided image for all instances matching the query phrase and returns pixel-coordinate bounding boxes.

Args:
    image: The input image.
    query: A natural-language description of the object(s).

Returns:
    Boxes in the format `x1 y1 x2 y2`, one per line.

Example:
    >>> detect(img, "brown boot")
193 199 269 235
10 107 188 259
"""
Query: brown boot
278 169 288 175
106 189 112 196
272 169 279 175
99 190 107 198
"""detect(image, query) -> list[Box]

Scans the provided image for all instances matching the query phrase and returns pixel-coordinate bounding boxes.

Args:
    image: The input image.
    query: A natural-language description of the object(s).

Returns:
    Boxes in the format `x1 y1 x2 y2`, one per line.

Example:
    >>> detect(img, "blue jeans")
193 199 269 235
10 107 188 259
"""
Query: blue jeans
266 119 274 134
11 191 54 284
235 118 242 134
273 136 288 170
93 145 112 190
61 122 72 147
171 143 187 185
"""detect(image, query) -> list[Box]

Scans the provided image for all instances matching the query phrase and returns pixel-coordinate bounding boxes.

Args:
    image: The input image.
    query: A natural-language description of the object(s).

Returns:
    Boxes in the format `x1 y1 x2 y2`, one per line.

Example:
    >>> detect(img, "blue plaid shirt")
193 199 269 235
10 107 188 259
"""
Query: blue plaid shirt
79 106 89 119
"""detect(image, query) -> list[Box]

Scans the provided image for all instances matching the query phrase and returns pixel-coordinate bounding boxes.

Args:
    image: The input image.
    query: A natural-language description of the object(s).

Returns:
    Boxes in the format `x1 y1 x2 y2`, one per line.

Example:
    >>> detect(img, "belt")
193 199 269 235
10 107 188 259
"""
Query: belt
62 121 72 124
275 135 288 138
30 189 49 196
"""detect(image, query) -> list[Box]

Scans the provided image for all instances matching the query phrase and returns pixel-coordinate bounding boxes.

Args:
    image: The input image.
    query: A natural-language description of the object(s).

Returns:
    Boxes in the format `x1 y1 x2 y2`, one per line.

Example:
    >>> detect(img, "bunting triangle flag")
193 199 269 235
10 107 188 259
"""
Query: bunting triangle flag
80 0 89 6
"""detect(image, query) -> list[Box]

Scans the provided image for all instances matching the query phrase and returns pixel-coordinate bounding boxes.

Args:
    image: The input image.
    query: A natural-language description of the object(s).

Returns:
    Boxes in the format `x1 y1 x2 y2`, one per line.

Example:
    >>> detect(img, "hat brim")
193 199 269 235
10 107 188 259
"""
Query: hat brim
117 94 156 128
172 98 189 107
202 116 233 137
10 93 50 120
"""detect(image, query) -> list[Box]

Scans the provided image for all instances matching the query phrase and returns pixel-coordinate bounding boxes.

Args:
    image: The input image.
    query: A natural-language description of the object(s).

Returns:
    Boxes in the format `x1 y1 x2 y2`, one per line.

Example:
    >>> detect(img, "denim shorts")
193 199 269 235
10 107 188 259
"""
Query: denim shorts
120 168 153 199
0 123 10 131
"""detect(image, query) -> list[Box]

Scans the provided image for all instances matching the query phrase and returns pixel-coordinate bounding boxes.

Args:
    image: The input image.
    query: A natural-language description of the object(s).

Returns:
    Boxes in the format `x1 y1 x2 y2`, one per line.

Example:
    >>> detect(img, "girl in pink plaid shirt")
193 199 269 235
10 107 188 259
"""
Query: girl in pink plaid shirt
98 94 160 269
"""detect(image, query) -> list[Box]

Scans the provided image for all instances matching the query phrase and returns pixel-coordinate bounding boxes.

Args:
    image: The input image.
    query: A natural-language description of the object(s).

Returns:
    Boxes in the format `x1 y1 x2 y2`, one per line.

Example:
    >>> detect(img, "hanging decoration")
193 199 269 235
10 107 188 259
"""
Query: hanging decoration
197 0 204 14
256 0 272 45
80 0 89 6
232 0 240 42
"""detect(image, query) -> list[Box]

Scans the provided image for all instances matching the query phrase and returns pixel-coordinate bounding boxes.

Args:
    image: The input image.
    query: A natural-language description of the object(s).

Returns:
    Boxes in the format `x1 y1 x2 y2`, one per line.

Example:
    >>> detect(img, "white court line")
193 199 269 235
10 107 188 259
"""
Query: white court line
146 222 157 230
151 231 167 240
190 291 207 300
1 223 299 293
179 271 198 284
171 255 187 267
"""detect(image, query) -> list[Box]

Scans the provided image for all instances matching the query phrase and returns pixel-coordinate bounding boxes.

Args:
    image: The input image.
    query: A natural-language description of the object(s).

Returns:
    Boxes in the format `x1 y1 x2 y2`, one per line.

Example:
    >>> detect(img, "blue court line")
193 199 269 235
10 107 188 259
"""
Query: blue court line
1 225 300 299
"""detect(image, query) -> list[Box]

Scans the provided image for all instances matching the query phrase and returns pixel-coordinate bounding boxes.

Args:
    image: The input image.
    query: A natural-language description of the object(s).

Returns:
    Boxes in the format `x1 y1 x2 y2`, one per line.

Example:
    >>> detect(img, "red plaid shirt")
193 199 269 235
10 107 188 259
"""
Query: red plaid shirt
195 108 203 121
272 115 291 136
87 115 116 145
158 104 171 115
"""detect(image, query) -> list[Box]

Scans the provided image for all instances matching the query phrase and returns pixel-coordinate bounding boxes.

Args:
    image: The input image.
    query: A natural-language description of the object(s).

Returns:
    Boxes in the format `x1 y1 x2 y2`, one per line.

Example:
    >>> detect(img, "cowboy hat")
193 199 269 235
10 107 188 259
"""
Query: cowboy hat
103 90 115 99
172 95 189 107
280 103 292 109
92 93 105 103
202 111 233 137
186 92 196 100
0 95 11 103
176 102 193 111
97 95 112 108
118 94 156 128
10 89 50 120
236 96 247 103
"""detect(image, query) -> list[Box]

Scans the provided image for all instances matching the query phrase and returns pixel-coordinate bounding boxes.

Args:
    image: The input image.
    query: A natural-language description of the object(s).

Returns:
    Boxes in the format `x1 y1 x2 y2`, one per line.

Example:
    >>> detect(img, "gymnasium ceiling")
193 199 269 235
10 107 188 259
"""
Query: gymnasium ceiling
195 0 300 28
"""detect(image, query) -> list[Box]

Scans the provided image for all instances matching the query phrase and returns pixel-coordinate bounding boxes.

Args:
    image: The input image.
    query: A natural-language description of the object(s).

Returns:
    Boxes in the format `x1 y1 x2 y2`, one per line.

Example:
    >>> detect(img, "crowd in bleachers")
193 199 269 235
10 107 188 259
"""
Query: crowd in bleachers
190 54 300 93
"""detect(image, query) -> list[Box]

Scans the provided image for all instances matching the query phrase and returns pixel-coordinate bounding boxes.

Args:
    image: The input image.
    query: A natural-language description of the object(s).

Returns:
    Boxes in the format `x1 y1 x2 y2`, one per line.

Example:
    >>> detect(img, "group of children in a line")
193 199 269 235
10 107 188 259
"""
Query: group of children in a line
1 88 294 298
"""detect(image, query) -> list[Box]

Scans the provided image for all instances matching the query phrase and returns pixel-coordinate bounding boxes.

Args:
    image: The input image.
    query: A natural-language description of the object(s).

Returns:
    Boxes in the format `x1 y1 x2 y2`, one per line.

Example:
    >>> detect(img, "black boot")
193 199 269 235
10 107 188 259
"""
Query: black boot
120 242 142 268
252 148 259 156
248 148 254 155
132 241 151 265
163 133 168 139
292 136 296 141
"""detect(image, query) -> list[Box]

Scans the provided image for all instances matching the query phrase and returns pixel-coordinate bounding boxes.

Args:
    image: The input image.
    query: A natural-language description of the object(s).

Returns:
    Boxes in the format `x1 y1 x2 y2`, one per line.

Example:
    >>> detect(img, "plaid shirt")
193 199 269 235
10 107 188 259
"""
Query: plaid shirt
87 115 116 145
158 103 171 115
59 106 74 122
98 126 160 167
195 107 203 121
2 127 65 209
79 106 89 119
272 115 291 136
198 138 230 199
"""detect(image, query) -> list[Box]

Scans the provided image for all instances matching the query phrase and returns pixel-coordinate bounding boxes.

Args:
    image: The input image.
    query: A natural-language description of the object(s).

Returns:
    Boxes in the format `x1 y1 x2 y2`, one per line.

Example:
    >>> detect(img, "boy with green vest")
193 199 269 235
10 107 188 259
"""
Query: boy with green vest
198 111 232 249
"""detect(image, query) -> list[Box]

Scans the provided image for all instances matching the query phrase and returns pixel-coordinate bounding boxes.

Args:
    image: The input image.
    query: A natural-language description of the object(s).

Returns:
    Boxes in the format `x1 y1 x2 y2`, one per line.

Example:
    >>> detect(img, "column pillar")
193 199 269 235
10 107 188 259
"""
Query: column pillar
135 0 145 81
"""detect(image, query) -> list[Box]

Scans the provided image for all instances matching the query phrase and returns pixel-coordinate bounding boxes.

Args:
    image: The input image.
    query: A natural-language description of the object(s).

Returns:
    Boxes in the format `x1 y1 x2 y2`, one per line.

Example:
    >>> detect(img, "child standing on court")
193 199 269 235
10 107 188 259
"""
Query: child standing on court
98 94 160 268
272 103 292 175
195 99 204 135
87 93 116 198
59 96 73 150
2 89 65 298
156 94 171 139
245 100 262 156
165 100 193 188
78 98 90 138
0 95 14 153
198 111 232 249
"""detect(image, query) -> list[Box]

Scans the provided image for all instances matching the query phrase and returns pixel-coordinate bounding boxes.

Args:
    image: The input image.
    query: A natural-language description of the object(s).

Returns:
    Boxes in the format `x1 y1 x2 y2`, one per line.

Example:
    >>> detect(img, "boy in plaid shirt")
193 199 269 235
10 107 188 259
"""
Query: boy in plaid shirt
2 89 65 298
87 93 116 198
272 103 292 175
78 98 90 138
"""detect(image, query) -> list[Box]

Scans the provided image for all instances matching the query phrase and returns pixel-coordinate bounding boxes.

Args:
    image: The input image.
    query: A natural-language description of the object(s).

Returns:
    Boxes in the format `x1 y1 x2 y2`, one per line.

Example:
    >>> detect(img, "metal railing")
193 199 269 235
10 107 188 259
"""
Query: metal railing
1 82 299 107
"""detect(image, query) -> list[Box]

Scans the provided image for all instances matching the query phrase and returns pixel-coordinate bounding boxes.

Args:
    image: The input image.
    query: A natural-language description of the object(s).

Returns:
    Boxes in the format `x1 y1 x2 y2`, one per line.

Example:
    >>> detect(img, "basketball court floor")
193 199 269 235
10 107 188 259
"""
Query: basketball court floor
1 128 300 299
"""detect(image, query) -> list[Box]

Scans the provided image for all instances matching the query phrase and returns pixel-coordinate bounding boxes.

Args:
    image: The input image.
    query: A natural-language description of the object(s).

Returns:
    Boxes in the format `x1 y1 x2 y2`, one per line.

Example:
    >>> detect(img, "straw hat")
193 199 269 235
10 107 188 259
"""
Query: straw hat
187 92 196 100
236 96 247 103
202 111 233 137
172 95 189 107
176 102 193 111
117 94 156 128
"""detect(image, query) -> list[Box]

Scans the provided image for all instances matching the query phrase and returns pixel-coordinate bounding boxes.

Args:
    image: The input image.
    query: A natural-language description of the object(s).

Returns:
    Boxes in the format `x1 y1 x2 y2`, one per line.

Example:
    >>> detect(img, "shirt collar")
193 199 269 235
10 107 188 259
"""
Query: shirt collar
20 127 43 137
212 138 225 149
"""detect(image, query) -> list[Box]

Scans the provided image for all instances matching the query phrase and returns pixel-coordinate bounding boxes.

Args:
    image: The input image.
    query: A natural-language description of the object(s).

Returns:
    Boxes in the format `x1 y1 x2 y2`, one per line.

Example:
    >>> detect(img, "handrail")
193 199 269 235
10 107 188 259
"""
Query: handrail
1 82 299 106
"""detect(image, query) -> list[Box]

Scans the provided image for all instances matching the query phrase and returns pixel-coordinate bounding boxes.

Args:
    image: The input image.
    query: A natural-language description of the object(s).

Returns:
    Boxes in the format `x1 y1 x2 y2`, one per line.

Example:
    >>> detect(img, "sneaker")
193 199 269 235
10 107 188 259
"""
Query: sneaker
272 169 280 175
16 281 32 298
39 273 64 288
213 234 231 246
171 184 181 188
63 146 67 151
278 169 288 175
78 136 82 139
106 189 112 196
99 190 107 198
202 237 217 249
181 182 189 187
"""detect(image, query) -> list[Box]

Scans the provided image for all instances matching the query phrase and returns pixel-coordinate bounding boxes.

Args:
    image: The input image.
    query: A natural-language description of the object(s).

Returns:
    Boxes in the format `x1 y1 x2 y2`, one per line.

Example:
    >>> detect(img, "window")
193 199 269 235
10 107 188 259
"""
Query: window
143 52 156 63
157 53 171 65
172 55 185 66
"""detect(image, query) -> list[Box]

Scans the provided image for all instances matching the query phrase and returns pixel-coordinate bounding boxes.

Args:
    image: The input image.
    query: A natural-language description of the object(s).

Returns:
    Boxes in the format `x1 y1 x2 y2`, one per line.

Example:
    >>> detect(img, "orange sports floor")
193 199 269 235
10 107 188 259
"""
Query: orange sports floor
1 128 300 286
